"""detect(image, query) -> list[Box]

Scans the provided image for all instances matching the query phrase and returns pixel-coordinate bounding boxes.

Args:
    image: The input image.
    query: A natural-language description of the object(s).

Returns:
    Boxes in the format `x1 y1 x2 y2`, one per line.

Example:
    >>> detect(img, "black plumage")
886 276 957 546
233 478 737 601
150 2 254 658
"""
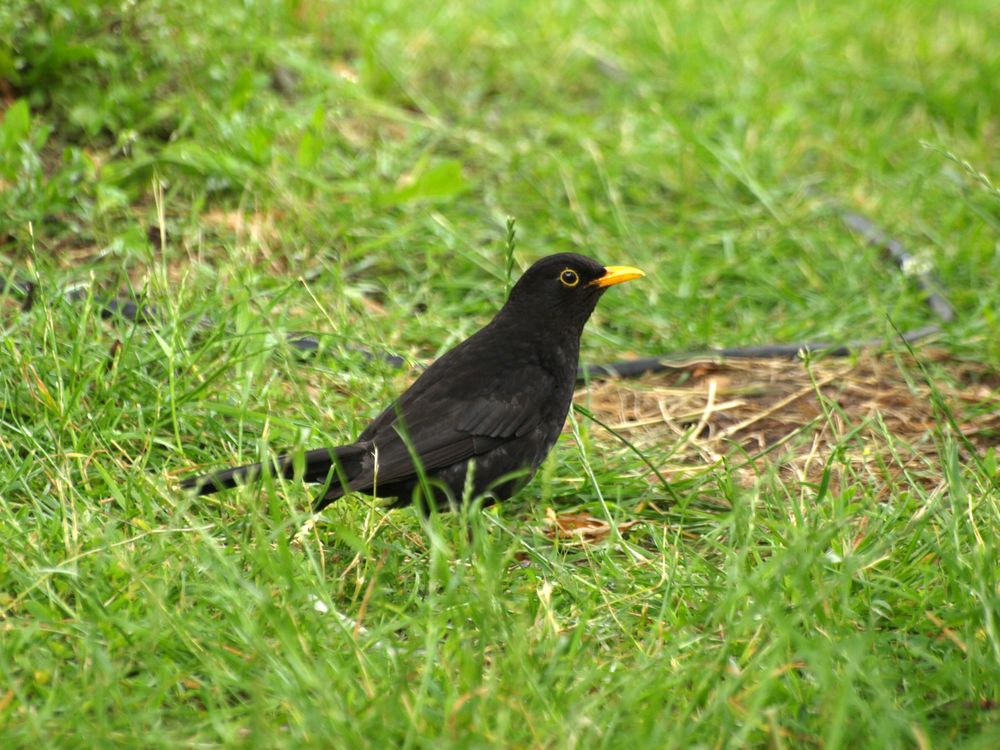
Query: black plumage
179 253 644 512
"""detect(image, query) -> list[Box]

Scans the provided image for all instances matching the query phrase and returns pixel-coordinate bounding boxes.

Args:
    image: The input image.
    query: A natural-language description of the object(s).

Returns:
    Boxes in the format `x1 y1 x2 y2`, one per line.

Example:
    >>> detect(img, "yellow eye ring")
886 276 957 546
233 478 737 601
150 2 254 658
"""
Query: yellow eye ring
559 269 580 287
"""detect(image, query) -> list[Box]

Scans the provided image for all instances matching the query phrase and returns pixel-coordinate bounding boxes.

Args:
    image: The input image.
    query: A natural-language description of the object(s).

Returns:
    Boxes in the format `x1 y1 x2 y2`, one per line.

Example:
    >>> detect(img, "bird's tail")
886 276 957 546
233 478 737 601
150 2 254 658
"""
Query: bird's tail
179 445 365 498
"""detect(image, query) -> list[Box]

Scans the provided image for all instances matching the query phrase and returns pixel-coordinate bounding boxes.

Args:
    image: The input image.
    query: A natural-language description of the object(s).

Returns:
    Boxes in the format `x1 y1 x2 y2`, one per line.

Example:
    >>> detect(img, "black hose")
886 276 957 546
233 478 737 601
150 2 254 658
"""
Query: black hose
0 207 954 380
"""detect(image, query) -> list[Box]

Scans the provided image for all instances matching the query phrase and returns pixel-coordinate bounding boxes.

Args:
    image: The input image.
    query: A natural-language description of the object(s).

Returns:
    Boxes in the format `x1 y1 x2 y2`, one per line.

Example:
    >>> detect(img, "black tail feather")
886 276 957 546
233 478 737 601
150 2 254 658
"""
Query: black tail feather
179 444 366 499
179 459 268 495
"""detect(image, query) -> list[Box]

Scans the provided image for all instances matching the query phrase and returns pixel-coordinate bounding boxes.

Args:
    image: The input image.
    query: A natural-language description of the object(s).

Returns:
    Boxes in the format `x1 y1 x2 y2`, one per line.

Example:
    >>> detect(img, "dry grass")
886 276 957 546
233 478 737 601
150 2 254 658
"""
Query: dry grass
583 350 1000 494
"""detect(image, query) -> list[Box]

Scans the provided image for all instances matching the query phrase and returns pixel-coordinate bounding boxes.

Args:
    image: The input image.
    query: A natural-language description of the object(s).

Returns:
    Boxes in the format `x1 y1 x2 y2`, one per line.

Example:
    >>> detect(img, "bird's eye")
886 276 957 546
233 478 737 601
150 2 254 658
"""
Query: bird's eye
559 269 580 287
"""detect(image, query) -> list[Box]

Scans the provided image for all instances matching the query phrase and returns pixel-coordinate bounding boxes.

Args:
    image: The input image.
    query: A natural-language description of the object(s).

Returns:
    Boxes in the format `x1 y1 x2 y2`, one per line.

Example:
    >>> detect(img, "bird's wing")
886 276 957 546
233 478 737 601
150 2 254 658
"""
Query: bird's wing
453 388 547 438
355 367 555 486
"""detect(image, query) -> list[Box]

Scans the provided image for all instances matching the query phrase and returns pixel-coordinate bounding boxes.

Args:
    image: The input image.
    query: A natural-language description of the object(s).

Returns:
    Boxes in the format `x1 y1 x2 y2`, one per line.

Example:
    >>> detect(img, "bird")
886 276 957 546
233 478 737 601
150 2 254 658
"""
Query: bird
179 253 644 513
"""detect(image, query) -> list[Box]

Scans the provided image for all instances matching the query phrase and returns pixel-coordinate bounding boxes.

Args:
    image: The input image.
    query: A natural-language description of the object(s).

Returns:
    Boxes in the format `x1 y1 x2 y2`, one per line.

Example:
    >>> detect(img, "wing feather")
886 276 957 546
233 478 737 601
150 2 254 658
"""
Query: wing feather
354 369 555 486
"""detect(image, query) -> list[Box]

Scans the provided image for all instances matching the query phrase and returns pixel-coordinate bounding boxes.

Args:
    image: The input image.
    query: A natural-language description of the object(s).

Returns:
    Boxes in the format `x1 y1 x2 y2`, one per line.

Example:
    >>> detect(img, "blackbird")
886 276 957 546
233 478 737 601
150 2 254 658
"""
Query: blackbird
180 253 644 512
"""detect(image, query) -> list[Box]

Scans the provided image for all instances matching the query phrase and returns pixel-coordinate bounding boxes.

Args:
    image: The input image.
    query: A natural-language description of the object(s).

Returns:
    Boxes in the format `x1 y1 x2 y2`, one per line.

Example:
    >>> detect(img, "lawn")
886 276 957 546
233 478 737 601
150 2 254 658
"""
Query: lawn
1 0 998 747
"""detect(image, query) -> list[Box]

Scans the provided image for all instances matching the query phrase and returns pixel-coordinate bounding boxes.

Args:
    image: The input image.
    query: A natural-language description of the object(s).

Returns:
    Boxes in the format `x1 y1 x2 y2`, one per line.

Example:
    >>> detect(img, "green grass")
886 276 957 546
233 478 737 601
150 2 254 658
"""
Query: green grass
2 0 999 746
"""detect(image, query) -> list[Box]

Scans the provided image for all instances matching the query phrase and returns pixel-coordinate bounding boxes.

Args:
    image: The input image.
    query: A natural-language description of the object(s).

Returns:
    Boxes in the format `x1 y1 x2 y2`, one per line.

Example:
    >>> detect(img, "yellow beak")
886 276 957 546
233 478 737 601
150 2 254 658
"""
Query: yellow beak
590 265 645 288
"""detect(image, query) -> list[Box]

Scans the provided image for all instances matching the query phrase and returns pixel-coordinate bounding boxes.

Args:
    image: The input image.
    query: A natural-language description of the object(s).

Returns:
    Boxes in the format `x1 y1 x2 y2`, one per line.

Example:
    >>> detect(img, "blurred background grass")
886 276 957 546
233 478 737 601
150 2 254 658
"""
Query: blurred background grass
1 0 998 746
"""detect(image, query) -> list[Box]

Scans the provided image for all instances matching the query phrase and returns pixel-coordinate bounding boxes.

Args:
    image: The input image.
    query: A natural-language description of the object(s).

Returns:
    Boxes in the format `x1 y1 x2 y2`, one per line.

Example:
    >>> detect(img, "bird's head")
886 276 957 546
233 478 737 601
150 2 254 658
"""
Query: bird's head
502 252 645 332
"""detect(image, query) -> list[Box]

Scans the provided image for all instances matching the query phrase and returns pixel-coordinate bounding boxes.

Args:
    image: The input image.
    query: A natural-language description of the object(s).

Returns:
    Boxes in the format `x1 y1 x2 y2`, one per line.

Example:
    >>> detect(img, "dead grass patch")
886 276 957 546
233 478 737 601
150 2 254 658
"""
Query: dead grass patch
580 350 999 492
